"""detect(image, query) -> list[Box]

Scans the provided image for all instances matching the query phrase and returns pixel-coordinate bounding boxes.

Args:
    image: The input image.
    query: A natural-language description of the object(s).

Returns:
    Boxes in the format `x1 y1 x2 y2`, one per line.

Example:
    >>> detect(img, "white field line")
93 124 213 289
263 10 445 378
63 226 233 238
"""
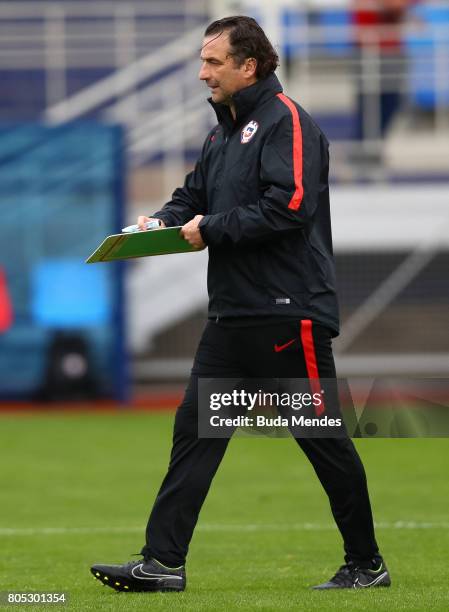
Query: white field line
0 521 448 536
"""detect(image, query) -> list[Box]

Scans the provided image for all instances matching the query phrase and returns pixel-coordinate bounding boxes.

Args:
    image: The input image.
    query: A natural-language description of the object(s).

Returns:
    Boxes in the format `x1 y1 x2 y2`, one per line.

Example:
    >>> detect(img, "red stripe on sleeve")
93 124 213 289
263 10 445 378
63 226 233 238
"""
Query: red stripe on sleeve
276 93 304 210
300 319 325 416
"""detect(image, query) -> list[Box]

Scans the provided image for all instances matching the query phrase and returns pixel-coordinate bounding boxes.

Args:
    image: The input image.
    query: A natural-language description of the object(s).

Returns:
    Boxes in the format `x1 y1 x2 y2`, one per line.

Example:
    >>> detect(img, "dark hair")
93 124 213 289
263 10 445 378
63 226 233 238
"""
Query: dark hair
204 16 279 80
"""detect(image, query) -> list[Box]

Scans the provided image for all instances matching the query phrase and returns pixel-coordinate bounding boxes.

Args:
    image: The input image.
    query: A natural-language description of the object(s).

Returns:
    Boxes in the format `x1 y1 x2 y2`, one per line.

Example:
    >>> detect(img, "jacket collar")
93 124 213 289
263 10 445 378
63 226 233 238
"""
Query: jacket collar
208 72 283 131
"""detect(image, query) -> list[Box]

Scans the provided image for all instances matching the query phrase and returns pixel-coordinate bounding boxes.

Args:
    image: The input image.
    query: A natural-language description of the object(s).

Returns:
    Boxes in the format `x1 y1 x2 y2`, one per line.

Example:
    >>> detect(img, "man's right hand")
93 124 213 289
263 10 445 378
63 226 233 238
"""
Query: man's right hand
137 216 166 230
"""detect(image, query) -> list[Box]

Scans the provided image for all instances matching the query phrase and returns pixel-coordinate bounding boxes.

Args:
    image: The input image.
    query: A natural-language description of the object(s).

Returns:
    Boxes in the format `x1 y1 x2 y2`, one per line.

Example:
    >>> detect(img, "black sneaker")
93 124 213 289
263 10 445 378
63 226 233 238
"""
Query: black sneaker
313 560 391 589
90 557 186 592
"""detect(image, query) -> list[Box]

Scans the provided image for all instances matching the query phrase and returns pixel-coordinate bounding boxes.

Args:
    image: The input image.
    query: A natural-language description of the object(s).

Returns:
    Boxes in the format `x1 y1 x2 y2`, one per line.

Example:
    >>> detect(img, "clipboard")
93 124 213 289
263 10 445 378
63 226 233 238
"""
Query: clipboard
86 227 198 263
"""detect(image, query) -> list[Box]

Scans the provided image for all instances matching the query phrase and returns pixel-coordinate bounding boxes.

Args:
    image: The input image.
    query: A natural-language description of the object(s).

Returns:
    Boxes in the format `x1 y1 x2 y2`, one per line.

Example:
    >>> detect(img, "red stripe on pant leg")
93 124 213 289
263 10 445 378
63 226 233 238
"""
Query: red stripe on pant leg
300 319 325 416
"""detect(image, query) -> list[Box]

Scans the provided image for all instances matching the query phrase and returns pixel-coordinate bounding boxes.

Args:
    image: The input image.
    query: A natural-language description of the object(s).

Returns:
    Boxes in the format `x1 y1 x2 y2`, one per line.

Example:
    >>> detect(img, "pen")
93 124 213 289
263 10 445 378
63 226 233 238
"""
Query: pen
121 220 161 233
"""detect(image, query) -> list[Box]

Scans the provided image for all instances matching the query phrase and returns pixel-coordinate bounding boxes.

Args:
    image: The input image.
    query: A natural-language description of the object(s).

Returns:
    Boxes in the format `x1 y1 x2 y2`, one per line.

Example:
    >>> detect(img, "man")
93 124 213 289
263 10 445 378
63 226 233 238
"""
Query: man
352 0 413 140
91 16 390 592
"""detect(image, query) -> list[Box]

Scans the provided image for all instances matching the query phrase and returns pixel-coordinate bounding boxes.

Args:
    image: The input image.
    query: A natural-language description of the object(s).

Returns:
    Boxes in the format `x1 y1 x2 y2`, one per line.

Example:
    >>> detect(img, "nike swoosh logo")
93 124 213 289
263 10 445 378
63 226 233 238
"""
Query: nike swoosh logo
131 564 183 581
274 339 296 352
354 571 388 587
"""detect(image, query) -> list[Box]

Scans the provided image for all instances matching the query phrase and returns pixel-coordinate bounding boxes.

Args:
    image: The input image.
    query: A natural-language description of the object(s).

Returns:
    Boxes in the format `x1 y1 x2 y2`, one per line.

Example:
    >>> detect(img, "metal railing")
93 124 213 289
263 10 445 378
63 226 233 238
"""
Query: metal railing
0 1 208 107
1 2 448 171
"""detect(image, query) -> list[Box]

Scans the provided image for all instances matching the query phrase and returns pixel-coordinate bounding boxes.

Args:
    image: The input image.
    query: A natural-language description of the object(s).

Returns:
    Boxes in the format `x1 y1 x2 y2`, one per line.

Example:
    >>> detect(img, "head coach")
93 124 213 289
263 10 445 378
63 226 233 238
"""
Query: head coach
91 16 390 593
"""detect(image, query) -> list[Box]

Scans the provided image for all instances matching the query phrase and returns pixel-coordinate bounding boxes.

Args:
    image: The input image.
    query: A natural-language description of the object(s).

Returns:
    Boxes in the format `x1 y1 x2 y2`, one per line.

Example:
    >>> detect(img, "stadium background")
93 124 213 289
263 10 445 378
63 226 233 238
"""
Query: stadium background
0 1 448 610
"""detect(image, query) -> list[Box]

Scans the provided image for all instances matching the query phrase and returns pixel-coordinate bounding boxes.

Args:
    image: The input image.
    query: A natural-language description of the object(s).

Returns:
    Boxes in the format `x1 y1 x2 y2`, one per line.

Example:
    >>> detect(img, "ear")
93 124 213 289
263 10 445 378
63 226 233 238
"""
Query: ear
244 57 257 79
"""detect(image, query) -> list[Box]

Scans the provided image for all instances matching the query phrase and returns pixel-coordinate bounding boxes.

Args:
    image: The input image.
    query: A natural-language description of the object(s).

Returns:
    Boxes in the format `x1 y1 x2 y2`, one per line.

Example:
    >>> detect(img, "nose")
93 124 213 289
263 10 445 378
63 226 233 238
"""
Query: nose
198 61 209 81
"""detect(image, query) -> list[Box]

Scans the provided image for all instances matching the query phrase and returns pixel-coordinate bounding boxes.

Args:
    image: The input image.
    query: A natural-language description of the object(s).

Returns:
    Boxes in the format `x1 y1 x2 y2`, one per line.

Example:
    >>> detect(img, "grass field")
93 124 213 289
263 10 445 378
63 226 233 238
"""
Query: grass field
0 410 448 611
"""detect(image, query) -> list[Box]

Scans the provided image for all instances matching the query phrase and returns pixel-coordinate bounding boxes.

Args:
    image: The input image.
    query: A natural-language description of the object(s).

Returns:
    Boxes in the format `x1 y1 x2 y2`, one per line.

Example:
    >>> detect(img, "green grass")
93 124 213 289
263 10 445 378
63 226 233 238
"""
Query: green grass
0 411 448 611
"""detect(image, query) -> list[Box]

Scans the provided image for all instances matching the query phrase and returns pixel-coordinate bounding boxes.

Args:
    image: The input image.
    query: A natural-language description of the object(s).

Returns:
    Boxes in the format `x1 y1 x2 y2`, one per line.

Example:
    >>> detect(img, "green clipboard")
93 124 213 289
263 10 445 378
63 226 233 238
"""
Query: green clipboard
85 227 198 263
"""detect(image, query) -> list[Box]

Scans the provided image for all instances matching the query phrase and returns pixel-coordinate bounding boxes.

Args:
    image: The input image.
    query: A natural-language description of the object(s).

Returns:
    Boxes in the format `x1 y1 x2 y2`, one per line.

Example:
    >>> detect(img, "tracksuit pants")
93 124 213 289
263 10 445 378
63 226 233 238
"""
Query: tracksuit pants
141 319 380 568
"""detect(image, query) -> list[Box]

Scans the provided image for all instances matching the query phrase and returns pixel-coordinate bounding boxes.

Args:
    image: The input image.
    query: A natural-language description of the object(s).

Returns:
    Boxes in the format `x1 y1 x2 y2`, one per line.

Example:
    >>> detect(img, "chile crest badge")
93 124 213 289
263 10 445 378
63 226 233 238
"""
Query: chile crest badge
241 120 259 144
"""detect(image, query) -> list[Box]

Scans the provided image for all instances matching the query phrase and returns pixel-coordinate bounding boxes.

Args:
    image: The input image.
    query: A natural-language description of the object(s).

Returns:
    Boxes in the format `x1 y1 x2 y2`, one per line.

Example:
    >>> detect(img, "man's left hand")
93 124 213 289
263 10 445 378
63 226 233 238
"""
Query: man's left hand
181 215 206 249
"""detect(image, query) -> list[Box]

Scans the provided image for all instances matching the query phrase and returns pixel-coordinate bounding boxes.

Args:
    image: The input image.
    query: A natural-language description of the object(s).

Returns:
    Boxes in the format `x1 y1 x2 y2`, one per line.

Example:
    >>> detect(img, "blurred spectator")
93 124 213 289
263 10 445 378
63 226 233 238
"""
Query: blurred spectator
352 0 419 140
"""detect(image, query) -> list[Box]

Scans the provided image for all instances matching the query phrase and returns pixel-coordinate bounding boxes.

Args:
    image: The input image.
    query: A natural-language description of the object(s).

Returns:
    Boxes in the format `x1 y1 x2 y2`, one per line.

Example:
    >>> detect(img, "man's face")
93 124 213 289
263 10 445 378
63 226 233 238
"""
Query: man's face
199 32 256 105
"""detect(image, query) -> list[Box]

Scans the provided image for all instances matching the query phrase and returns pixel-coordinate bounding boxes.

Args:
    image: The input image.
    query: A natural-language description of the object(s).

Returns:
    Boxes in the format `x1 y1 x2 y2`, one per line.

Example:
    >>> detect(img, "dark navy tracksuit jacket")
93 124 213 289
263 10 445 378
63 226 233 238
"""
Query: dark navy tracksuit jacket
153 73 340 336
